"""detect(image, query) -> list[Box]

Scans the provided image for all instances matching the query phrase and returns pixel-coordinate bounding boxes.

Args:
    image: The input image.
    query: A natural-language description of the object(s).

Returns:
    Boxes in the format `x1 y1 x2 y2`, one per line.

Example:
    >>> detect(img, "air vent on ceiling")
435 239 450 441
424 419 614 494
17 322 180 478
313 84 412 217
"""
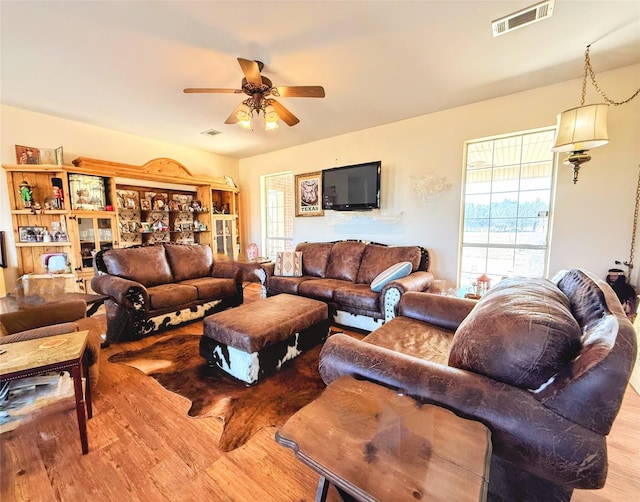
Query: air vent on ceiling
201 128 222 137
492 0 555 37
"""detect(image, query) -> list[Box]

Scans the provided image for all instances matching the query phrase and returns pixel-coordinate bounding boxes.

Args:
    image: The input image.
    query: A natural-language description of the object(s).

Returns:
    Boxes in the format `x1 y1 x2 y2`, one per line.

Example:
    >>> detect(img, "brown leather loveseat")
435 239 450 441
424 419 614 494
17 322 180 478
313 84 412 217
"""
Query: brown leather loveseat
92 243 243 342
319 269 637 501
264 240 433 331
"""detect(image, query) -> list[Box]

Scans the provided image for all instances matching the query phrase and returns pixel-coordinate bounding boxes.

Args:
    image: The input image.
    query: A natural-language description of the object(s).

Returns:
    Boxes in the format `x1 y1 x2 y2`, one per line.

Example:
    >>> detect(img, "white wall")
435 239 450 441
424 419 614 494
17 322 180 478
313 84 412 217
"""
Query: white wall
0 104 239 288
238 64 640 289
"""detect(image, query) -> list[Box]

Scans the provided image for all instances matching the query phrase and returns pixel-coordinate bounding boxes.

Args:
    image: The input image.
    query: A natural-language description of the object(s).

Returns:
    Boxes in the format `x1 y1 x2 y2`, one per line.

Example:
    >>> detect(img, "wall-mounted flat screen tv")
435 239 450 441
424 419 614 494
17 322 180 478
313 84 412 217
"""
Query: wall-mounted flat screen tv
322 161 381 211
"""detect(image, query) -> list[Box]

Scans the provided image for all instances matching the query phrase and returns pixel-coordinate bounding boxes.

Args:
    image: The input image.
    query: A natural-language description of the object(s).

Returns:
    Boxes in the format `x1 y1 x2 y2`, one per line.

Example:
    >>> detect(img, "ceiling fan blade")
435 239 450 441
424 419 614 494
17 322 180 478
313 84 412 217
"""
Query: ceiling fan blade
271 100 300 126
274 86 325 98
237 58 263 87
184 88 240 94
224 104 243 124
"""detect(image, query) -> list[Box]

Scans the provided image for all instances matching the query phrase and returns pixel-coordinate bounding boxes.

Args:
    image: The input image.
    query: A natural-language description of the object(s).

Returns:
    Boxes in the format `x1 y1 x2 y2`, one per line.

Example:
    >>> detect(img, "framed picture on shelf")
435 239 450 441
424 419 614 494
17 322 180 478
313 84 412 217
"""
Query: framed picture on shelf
39 148 56 165
15 145 40 165
295 171 323 217
141 222 152 233
116 189 140 210
55 146 64 165
68 173 107 211
18 226 47 243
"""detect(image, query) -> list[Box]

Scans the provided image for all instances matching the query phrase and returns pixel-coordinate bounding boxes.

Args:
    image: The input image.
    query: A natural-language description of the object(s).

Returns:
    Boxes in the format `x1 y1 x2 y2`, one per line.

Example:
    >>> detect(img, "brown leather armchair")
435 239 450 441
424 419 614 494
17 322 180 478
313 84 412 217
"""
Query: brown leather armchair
0 300 101 390
319 269 637 501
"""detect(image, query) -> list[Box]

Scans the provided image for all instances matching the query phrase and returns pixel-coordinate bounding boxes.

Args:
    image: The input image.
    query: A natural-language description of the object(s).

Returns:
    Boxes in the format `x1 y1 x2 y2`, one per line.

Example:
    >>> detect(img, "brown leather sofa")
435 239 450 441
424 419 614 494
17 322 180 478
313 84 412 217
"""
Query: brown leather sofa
264 240 434 330
318 269 637 501
0 299 102 390
92 243 243 342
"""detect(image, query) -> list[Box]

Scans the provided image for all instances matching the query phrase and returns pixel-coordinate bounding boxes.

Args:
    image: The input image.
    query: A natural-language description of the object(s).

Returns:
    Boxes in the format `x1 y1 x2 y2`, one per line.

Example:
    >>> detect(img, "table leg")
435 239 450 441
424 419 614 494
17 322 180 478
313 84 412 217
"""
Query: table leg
83 351 92 419
315 476 330 502
71 363 89 454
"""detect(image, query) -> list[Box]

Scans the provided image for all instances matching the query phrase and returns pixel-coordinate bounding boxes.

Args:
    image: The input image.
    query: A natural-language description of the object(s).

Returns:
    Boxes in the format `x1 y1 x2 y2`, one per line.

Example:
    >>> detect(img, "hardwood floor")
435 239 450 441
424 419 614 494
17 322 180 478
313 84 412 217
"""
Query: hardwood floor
1 288 639 501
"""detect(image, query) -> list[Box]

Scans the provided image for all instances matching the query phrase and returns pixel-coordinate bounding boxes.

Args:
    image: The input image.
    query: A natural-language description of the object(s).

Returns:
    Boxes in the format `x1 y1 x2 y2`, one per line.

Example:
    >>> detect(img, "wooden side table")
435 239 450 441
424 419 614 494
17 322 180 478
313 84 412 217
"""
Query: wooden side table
276 376 491 502
0 330 92 454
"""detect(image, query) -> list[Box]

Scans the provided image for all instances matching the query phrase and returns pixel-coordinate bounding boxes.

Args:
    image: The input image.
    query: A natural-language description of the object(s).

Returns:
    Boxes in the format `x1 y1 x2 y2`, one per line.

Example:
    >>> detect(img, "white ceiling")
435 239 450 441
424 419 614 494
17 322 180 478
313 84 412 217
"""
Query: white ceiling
1 1 639 159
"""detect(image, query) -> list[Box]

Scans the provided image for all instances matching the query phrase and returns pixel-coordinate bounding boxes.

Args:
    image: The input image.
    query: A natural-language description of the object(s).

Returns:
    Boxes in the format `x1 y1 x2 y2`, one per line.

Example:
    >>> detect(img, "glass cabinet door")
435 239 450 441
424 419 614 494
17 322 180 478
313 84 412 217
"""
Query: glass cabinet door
213 217 236 259
78 216 116 269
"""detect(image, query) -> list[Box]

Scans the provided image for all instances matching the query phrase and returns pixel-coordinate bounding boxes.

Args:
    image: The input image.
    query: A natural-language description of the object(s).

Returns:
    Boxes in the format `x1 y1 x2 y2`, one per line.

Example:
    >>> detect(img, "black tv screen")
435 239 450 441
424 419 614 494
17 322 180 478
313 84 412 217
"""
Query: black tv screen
322 161 381 211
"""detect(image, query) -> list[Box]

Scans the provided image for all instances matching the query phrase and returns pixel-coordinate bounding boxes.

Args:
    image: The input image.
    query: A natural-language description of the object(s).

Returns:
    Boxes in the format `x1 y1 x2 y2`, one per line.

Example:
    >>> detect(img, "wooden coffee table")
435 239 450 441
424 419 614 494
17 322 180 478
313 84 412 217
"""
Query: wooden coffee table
276 376 491 502
0 330 93 454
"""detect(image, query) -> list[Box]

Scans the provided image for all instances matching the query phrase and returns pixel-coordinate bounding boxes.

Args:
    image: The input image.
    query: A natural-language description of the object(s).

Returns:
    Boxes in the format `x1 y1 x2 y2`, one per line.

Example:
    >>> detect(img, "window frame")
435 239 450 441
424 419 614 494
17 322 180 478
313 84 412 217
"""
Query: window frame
261 171 294 260
458 126 558 289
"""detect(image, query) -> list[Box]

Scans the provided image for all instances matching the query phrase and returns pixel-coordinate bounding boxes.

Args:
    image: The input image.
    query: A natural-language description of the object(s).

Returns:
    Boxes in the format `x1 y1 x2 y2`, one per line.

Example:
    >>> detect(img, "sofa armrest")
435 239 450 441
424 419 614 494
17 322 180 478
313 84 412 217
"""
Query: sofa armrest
0 322 79 344
319 334 608 489
380 271 434 320
212 261 243 283
91 274 149 310
398 292 477 331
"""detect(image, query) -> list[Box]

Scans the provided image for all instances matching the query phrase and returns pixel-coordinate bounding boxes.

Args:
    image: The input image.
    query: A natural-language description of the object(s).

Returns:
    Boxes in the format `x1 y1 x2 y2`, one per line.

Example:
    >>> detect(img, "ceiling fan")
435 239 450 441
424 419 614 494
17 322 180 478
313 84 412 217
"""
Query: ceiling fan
184 57 325 129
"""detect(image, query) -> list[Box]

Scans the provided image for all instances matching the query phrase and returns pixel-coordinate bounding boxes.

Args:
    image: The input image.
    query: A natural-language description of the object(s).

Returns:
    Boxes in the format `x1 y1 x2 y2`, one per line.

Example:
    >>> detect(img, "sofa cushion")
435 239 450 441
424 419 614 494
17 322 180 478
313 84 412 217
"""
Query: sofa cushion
334 283 380 311
164 243 213 282
274 251 303 277
296 242 334 277
147 283 198 310
268 275 311 295
370 261 412 292
299 278 353 301
449 277 582 390
325 241 367 282
364 316 454 365
180 277 238 300
103 245 173 287
356 245 421 284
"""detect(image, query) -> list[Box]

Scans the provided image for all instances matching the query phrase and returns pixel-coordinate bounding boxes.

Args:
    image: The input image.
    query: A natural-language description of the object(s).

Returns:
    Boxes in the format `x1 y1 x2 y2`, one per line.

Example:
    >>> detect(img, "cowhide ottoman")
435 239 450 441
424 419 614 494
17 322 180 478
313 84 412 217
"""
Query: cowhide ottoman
199 294 330 384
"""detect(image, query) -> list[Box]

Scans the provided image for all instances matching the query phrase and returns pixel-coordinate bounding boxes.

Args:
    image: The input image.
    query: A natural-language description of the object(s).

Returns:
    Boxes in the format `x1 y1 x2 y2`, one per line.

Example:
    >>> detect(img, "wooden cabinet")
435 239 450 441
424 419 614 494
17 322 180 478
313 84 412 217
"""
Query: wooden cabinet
3 165 75 280
70 213 117 292
115 185 210 247
3 157 239 292
211 187 240 259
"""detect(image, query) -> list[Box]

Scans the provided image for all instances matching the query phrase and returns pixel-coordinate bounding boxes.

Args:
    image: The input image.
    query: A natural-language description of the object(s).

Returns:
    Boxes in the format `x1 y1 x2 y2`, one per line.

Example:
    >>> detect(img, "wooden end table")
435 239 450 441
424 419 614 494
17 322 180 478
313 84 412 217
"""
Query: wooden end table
276 376 491 502
0 330 93 454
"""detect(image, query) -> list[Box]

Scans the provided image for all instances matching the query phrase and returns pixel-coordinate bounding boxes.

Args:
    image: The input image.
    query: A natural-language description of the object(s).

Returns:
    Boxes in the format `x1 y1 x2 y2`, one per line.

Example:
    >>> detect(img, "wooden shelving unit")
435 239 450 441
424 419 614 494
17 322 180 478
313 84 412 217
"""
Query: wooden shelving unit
3 157 240 292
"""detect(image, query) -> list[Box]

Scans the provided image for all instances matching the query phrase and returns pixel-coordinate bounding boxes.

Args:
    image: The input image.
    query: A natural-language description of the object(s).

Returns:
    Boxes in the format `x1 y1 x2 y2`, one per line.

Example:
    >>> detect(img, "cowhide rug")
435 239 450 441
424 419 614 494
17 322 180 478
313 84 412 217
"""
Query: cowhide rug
108 333 328 452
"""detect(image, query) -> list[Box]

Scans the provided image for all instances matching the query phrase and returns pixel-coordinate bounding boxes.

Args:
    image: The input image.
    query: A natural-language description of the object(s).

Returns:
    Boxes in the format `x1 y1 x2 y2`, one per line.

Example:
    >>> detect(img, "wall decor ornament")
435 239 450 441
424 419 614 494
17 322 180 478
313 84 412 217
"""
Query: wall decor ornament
411 172 452 205
295 171 323 217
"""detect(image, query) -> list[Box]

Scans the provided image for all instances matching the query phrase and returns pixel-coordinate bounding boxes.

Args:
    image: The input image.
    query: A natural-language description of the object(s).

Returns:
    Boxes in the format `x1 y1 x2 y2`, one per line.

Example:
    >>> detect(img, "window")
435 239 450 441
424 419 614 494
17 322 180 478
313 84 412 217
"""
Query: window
460 128 556 289
262 172 294 259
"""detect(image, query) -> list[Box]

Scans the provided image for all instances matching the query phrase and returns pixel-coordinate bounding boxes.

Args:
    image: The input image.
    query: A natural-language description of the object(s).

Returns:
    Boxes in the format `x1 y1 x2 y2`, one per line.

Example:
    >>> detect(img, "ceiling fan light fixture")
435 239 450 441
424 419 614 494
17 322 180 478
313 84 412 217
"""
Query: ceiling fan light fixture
237 118 252 130
264 104 280 131
235 103 252 122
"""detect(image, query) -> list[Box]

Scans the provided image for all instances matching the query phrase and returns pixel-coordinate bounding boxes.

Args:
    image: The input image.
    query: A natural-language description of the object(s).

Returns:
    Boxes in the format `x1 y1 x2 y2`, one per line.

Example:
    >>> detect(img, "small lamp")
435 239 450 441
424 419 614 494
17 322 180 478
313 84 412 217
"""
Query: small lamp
552 103 609 184
264 105 279 131
551 45 639 184
235 103 253 130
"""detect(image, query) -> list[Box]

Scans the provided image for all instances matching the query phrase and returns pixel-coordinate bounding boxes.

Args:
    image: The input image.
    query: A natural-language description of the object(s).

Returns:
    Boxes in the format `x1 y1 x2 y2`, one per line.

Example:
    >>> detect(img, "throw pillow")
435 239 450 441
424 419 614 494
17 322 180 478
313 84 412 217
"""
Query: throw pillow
370 261 413 292
274 251 303 277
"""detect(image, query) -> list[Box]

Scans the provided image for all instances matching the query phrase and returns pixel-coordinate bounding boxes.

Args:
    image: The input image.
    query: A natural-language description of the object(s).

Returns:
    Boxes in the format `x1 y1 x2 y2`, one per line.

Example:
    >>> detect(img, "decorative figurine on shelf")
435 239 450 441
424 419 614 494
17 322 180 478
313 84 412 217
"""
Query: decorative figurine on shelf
19 180 33 209
51 177 64 209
